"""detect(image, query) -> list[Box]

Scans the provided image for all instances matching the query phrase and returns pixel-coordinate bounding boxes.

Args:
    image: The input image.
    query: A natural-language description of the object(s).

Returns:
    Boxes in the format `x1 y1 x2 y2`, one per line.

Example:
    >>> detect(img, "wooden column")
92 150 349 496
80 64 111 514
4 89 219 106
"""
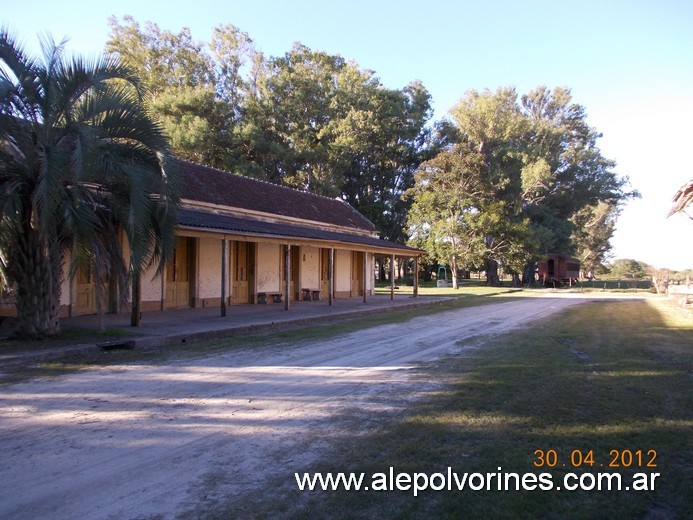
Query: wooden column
390 254 395 300
68 275 73 318
329 248 334 306
363 251 368 303
160 268 165 311
284 244 291 311
130 270 141 327
413 256 419 298
220 237 227 317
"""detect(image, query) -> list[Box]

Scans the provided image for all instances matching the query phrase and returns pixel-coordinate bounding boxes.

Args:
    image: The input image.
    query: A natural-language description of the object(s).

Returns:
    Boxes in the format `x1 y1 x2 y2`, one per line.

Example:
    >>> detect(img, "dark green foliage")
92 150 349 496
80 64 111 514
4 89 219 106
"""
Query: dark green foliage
407 87 637 284
106 18 432 243
0 29 179 337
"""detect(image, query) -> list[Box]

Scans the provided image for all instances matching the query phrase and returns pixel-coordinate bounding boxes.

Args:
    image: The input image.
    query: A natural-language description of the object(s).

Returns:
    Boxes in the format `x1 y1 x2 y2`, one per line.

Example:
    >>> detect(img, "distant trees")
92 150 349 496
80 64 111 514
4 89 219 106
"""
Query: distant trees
609 259 648 279
407 87 636 285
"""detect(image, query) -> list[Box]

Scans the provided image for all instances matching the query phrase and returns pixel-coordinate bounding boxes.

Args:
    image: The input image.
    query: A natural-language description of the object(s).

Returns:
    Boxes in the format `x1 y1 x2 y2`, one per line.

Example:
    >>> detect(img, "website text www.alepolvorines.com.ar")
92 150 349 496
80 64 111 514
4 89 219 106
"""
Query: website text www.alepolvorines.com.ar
295 467 660 496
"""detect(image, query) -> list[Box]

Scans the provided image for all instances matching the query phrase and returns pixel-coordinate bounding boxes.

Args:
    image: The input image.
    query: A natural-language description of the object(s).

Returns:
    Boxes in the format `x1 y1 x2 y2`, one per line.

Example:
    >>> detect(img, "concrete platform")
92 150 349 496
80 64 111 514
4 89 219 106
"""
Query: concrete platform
0 295 446 366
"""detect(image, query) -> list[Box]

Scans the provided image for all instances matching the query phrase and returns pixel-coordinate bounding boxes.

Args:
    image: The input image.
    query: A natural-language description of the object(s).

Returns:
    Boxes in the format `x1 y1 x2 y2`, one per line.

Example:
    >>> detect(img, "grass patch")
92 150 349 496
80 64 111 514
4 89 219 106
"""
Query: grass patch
264 299 692 519
0 326 137 354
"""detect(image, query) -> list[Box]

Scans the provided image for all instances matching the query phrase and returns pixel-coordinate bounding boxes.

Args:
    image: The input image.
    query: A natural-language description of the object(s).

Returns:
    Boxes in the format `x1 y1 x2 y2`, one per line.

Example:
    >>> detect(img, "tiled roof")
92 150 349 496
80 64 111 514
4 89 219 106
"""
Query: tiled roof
178 160 376 232
177 208 421 255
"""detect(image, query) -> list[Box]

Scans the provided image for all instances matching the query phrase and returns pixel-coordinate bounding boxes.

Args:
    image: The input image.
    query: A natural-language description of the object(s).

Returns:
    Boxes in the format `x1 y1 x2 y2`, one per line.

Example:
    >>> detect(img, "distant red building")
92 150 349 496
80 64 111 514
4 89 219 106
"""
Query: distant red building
537 254 580 286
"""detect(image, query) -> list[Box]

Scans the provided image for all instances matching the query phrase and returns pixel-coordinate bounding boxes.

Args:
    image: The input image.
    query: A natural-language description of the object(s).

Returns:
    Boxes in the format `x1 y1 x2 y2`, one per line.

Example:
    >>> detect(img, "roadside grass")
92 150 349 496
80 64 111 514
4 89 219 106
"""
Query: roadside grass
0 326 135 354
262 299 692 519
0 292 524 384
570 279 652 293
376 278 654 296
375 280 523 297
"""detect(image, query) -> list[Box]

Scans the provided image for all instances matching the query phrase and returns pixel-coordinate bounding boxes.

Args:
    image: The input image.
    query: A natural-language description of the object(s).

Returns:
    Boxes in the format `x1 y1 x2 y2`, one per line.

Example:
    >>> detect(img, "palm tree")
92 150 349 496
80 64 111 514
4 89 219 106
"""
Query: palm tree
669 179 693 219
0 30 179 338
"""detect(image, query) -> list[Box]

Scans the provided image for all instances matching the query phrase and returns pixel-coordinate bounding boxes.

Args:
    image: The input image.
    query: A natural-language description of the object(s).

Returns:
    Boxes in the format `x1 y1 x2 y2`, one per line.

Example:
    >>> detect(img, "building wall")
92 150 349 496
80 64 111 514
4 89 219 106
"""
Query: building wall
197 237 222 307
256 242 281 293
301 245 320 289
59 252 72 308
134 234 166 311
140 263 163 311
367 252 374 294
47 233 396 318
334 249 352 297
127 235 166 312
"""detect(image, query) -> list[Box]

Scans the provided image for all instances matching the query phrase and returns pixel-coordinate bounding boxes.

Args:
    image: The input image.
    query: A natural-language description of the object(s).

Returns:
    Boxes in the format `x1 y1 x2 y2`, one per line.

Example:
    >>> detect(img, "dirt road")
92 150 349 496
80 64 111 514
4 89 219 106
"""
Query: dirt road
0 295 623 519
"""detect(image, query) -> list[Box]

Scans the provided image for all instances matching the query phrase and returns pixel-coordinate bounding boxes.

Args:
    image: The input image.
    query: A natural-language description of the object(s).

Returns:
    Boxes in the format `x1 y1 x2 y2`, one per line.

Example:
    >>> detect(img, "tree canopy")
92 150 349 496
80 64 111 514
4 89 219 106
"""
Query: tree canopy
407 87 636 285
105 17 432 242
102 18 636 282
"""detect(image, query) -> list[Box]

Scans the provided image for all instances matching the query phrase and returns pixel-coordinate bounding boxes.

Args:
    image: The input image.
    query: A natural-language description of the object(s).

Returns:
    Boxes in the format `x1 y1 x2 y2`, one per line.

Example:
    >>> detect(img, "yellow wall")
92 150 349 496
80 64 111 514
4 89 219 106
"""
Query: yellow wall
256 242 281 293
300 245 320 289
197 237 222 302
335 249 351 294
58 231 384 316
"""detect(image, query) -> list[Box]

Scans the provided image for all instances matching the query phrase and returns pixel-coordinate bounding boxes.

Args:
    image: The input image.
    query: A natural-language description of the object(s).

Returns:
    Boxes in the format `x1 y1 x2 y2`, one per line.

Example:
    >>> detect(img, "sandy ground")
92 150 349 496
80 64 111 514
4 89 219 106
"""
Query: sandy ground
0 294 640 519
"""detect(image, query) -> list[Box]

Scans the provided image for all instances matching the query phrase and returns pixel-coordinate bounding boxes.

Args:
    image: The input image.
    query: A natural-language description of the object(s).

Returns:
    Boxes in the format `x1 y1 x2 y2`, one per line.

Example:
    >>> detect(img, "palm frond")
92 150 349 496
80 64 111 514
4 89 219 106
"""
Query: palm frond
0 29 179 336
668 179 693 219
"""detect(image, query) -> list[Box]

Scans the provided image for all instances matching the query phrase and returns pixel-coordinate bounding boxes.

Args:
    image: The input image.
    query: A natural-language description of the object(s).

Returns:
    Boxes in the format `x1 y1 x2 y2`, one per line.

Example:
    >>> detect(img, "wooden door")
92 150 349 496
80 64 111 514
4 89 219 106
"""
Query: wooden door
320 248 330 297
75 265 95 315
232 241 251 304
165 237 193 308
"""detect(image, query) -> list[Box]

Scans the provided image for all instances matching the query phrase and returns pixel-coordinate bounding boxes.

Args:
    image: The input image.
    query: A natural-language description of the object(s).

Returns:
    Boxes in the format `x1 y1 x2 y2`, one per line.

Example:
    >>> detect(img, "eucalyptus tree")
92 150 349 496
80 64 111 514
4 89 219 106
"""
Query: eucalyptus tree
245 43 347 192
405 143 490 288
248 43 432 237
570 201 620 279
0 30 179 337
327 78 432 242
409 86 633 285
405 142 534 287
106 15 214 94
106 16 239 170
446 87 533 283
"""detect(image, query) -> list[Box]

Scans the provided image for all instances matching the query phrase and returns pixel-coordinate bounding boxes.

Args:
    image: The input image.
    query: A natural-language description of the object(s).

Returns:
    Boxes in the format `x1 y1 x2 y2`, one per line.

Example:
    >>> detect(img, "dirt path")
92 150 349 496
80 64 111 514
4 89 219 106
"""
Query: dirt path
0 295 623 519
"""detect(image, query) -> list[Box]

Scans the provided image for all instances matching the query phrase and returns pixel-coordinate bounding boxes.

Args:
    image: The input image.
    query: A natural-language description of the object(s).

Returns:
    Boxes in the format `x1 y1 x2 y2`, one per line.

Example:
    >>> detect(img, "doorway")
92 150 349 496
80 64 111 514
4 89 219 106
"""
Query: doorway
165 237 195 308
320 248 330 297
351 251 364 296
232 241 255 304
75 265 95 315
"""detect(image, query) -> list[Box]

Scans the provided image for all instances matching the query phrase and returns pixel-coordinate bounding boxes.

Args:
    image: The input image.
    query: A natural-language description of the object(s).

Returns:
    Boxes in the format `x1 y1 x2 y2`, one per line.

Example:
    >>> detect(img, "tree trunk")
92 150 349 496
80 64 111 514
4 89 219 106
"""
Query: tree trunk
485 258 500 286
12 233 62 338
423 262 432 282
130 270 142 327
522 262 537 286
451 255 459 289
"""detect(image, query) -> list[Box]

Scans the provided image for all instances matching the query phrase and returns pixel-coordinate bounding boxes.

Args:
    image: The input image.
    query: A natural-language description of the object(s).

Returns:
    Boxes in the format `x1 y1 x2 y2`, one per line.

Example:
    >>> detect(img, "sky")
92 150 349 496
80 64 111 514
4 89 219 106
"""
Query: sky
3 0 693 270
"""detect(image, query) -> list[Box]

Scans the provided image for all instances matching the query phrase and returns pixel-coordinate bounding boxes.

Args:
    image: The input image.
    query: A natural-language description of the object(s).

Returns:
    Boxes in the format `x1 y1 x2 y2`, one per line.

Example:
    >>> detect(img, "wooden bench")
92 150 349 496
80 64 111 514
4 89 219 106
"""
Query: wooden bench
301 288 321 301
257 292 283 304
